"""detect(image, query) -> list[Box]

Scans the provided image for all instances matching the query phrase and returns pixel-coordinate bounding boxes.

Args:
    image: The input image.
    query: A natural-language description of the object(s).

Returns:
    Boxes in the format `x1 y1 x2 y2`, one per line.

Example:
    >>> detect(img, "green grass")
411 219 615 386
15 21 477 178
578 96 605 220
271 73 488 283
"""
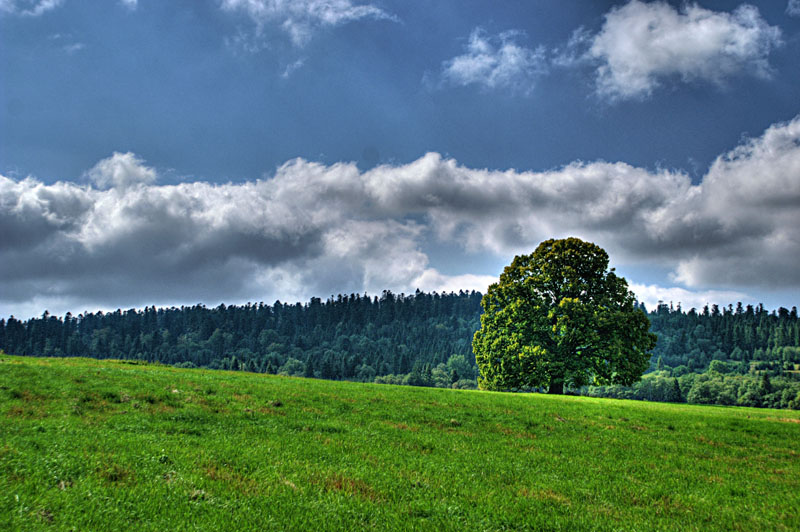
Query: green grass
1 355 799 531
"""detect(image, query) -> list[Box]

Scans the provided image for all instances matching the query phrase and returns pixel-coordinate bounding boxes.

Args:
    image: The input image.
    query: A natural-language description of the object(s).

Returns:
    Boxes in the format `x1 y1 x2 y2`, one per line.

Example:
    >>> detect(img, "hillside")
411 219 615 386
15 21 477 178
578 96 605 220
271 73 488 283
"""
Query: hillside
2 355 799 531
3 292 800 408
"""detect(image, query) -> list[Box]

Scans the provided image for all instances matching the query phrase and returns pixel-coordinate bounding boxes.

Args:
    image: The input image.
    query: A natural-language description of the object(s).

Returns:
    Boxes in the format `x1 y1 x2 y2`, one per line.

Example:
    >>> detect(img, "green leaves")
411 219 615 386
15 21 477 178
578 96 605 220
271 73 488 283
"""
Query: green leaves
474 238 656 393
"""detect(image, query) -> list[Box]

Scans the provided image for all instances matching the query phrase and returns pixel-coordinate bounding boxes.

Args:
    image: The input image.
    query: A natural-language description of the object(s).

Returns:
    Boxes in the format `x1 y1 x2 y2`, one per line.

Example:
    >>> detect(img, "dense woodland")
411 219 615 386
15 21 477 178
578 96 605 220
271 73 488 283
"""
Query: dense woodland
603 301 800 409
2 292 799 408
0 291 483 387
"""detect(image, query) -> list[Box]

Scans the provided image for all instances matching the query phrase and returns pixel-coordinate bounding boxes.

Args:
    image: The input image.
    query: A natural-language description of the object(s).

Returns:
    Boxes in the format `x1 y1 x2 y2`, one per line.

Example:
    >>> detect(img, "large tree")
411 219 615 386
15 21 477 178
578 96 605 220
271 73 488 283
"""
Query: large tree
473 237 656 394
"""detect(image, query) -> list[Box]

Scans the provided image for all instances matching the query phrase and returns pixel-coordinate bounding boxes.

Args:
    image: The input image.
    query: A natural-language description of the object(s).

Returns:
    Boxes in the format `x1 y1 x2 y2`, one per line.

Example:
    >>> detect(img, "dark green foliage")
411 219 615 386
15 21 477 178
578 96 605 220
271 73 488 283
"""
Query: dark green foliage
1 287 799 408
583 301 800 407
647 302 800 371
473 238 656 393
584 370 800 409
0 291 482 383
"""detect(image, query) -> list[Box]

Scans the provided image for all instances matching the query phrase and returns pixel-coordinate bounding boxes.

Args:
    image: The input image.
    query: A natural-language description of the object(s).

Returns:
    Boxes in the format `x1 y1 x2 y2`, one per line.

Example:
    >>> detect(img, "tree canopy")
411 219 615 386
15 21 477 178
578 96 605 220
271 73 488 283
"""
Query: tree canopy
473 237 656 393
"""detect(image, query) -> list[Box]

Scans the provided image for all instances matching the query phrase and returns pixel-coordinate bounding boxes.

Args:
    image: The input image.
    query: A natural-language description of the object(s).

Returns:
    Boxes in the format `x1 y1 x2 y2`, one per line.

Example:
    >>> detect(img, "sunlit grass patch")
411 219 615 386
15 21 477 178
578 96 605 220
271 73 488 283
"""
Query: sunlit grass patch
0 355 799 531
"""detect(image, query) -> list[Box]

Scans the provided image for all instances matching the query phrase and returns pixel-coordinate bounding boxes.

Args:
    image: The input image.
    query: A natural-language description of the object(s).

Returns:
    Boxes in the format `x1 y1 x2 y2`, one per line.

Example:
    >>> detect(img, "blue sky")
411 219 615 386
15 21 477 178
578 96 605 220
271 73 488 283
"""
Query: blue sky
1 0 800 318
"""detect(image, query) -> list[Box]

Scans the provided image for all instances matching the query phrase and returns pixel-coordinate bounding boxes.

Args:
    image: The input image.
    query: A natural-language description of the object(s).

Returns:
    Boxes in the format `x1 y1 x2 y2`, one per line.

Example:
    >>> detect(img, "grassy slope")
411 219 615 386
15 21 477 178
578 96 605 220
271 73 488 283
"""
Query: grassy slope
1 355 799 532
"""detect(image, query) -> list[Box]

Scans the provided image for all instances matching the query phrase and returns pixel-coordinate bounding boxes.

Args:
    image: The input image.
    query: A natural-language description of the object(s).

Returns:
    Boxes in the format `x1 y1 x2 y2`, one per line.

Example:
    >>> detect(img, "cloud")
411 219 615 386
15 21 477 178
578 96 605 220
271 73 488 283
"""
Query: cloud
63 42 85 54
581 1 782 100
440 28 547 94
2 115 799 317
49 33 85 54
668 117 800 288
119 0 136 10
627 283 748 312
0 0 62 16
220 0 395 46
281 58 305 79
413 270 498 296
85 152 157 189
789 1 800 17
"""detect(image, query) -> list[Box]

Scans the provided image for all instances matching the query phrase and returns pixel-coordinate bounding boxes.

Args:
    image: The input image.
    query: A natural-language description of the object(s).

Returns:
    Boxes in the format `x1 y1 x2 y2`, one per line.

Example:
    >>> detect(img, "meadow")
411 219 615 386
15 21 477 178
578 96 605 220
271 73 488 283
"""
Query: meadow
1 355 799 531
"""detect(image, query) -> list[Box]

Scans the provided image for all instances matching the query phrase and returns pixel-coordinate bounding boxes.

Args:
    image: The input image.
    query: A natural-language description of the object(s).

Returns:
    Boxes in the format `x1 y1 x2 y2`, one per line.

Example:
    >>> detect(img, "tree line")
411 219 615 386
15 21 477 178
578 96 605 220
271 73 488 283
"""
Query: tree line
0 291 482 386
608 301 800 409
1 291 798 407
647 301 800 373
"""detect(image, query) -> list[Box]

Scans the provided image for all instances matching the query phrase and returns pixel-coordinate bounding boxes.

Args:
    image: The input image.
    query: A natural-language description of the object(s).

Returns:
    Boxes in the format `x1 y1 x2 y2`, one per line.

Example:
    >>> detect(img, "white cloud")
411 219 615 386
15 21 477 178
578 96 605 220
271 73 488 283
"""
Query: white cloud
85 152 157 190
119 0 137 10
413 270 498 295
63 42 85 54
281 58 305 79
49 33 85 54
0 0 63 16
441 28 547 94
362 152 695 259
2 115 799 317
584 1 782 100
789 0 800 17
224 28 270 55
220 0 395 46
628 283 748 312
668 117 800 288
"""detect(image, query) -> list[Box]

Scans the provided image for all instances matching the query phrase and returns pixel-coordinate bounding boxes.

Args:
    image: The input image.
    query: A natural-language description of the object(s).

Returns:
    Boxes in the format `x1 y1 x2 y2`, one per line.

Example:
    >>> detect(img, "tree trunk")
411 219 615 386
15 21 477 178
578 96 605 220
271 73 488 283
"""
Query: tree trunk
548 379 564 395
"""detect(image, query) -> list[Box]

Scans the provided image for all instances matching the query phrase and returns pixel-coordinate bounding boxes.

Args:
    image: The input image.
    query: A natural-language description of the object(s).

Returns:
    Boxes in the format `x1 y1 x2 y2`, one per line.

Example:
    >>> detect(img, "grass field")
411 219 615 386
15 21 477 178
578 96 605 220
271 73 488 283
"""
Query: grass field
1 355 799 531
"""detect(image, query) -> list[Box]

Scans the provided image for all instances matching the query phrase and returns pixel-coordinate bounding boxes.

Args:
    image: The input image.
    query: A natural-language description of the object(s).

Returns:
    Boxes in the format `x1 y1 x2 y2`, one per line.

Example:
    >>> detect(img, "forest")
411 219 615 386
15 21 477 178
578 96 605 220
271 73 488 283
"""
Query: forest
1 291 799 408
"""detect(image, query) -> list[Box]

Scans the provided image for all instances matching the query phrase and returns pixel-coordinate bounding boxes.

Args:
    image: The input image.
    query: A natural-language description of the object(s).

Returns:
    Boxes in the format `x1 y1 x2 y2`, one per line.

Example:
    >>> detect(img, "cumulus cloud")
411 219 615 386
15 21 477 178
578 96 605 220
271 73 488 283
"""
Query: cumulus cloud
85 152 157 190
668 117 800 288
2 115 800 317
0 0 63 16
1 156 440 315
440 28 547 94
220 0 395 46
580 1 782 100
789 1 800 17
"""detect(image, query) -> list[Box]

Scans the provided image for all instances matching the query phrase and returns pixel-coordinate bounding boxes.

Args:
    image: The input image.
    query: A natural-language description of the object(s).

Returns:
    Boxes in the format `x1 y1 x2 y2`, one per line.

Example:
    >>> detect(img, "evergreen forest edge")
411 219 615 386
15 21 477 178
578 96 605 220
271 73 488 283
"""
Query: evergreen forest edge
2 291 799 409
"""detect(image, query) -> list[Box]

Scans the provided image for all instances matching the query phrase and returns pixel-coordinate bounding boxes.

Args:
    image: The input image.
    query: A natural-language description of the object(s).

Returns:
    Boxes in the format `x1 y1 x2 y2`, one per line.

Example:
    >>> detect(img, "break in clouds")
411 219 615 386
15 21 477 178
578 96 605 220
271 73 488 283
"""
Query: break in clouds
2 116 800 317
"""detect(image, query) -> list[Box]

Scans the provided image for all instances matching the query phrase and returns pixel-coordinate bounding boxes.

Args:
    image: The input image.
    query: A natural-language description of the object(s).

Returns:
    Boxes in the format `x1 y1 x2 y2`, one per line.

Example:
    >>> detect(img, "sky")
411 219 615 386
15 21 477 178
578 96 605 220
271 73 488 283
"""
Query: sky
1 0 800 319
